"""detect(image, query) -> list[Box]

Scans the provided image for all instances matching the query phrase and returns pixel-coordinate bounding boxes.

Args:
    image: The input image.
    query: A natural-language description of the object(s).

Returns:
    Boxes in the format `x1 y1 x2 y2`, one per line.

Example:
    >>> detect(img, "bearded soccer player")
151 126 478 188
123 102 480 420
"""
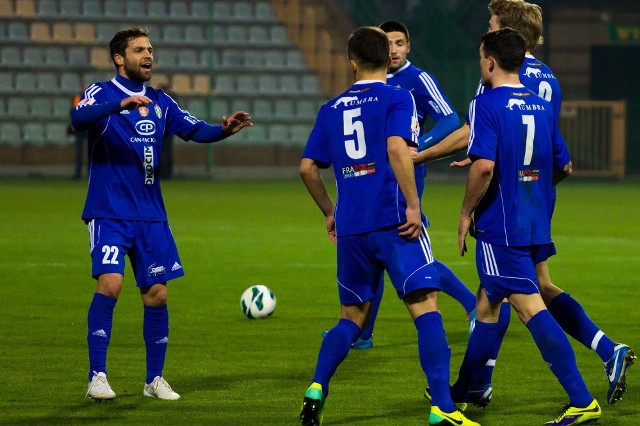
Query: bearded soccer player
73 27 252 401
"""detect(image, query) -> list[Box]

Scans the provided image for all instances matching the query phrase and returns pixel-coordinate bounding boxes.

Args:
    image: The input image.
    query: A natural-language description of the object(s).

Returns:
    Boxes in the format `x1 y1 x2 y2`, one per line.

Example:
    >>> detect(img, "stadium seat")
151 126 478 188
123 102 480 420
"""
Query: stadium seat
210 99 229 118
90 47 111 69
1 47 22 67
82 0 102 17
213 2 232 20
7 98 30 118
190 1 210 20
257 75 278 94
177 49 199 69
147 0 168 20
222 50 244 68
60 0 81 17
273 99 294 120
185 98 207 119
300 74 321 95
30 21 50 42
192 74 210 94
255 2 276 21
267 124 289 144
226 25 248 44
171 74 192 96
265 50 285 69
0 123 21 145
0 71 13 93
22 123 47 145
244 50 264 70
163 24 183 43
74 23 95 44
31 97 53 117
295 100 317 120
15 72 38 93
156 47 177 70
22 46 46 68
45 122 70 145
245 124 266 145
184 24 206 44
53 97 71 118
37 72 59 93
211 25 226 43
249 26 268 44
15 0 37 17
280 74 299 93
233 2 253 20
125 1 145 18
96 23 118 42
270 25 290 46
45 46 66 68
286 50 306 70
0 2 13 17
214 75 234 95
238 75 258 94
8 22 29 41
290 124 311 146
60 72 81 93
103 0 123 17
169 1 189 20
52 22 74 42
67 46 88 66
253 99 273 119
37 0 59 16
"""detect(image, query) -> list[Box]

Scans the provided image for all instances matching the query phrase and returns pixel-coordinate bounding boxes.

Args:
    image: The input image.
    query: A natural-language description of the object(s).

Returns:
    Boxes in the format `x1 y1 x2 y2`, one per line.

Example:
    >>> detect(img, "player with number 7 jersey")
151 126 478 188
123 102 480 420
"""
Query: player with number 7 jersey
467 82 570 247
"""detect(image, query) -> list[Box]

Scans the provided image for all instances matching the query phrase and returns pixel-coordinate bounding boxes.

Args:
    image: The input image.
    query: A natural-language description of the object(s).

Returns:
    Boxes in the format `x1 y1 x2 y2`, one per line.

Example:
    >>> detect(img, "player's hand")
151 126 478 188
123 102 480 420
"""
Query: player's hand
458 214 473 256
398 206 422 240
120 95 152 110
450 157 472 168
222 111 253 135
326 214 337 244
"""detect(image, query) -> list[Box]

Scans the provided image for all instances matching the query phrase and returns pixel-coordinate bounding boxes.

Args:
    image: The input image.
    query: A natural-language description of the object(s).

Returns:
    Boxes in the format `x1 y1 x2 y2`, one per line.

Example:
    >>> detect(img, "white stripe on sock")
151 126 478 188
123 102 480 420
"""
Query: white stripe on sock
591 330 604 351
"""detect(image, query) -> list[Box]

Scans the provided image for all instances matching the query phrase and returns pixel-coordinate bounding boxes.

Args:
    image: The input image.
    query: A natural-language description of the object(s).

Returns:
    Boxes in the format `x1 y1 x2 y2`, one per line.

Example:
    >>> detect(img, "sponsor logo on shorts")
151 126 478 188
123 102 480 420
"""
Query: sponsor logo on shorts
148 263 166 276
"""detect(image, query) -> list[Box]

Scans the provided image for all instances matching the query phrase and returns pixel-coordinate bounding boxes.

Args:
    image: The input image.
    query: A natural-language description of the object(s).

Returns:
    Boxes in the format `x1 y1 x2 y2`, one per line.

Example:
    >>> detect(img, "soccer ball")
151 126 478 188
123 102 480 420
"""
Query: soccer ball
240 285 276 319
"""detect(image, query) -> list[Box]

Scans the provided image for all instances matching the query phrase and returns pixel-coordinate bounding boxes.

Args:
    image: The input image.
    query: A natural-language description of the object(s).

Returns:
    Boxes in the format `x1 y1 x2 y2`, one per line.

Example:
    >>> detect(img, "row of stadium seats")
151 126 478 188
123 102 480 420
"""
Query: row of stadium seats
0 0 276 23
0 121 313 147
2 20 292 47
1 44 306 72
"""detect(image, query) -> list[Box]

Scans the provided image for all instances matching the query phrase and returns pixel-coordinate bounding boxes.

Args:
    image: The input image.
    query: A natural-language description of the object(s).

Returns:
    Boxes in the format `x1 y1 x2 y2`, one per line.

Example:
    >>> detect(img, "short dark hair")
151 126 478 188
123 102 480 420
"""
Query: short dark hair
480 28 526 73
109 26 150 69
379 20 410 43
348 26 389 71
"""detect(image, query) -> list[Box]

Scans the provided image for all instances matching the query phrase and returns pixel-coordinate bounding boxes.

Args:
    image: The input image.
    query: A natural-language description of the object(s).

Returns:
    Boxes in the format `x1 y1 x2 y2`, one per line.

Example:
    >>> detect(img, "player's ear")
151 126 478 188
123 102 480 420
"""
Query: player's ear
488 56 495 73
114 53 124 67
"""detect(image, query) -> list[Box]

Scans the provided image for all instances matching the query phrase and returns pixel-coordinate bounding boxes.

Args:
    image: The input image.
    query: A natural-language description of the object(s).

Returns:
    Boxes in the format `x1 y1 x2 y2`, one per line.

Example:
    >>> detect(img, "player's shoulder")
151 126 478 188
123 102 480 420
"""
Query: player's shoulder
521 55 556 78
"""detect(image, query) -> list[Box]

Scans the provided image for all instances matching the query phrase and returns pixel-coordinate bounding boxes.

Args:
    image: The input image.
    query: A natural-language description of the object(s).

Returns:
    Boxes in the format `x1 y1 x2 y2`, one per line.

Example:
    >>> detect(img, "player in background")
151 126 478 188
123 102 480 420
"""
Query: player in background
452 28 600 425
73 27 252 401
419 0 634 407
299 26 479 426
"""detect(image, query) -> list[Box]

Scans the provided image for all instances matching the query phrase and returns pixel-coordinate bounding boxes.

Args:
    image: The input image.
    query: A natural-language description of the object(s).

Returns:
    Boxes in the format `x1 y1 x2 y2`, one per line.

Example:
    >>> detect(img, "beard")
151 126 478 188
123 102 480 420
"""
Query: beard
123 60 151 82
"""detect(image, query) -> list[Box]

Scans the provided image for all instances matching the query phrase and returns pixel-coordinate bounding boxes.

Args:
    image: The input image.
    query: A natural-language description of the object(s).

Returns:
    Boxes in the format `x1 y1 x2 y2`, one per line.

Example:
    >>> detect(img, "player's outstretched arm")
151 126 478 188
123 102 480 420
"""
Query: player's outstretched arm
413 123 471 165
221 111 253 135
300 158 336 244
388 136 422 240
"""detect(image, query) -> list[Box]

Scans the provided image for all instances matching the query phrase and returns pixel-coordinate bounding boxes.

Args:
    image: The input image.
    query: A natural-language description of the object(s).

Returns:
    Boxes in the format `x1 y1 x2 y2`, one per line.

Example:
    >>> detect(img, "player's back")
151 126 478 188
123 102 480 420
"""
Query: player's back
469 85 562 246
305 81 417 236
519 55 562 117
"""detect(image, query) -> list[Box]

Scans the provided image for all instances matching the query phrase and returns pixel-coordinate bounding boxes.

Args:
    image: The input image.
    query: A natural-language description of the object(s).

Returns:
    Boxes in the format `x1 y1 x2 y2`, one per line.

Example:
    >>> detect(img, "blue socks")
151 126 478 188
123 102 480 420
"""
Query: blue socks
451 320 497 402
475 301 511 386
527 310 593 407
313 318 361 397
144 304 169 384
415 311 455 413
548 292 615 362
87 292 117 380
434 260 476 314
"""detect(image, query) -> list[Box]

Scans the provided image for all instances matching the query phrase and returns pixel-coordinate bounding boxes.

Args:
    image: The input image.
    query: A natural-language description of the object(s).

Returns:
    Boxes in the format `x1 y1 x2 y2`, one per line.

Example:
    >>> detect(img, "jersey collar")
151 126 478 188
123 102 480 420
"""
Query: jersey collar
111 73 147 96
354 79 385 85
387 60 411 78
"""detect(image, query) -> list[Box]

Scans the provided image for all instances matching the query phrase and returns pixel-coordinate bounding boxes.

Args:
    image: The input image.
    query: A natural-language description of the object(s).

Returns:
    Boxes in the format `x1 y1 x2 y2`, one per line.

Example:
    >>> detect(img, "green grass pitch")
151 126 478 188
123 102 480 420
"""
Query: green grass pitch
0 178 638 425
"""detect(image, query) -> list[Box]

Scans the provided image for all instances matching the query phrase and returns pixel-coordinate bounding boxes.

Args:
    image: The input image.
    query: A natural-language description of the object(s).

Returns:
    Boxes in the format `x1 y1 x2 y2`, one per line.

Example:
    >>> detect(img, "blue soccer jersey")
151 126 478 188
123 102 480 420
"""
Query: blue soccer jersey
73 74 210 221
477 55 562 117
467 84 570 247
387 61 459 194
302 80 419 237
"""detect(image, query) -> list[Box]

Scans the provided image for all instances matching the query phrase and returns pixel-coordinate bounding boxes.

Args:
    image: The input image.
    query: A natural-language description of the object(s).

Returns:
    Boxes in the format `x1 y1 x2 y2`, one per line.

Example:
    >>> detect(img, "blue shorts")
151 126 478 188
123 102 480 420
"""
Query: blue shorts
336 225 441 304
87 218 184 287
476 241 540 303
533 242 556 264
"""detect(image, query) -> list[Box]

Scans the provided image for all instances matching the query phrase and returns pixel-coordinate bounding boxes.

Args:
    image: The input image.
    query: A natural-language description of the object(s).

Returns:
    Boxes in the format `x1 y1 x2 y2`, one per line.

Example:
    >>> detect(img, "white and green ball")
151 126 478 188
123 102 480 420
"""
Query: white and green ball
240 285 276 319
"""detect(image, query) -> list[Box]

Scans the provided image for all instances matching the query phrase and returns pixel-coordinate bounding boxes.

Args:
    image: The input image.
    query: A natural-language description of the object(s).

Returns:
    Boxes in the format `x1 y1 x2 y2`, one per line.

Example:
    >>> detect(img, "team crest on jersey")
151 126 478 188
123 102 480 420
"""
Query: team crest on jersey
138 106 149 117
154 105 162 118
